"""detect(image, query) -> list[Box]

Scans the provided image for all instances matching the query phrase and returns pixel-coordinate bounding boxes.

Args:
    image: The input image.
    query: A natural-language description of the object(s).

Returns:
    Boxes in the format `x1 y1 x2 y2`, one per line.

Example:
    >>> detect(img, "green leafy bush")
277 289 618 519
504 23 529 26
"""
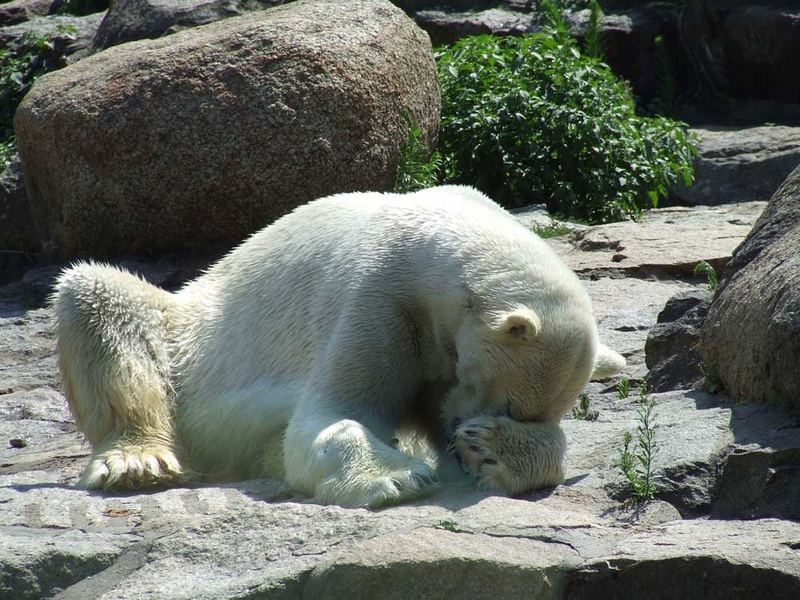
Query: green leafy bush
436 32 697 222
0 26 75 166
394 119 441 193
0 135 15 172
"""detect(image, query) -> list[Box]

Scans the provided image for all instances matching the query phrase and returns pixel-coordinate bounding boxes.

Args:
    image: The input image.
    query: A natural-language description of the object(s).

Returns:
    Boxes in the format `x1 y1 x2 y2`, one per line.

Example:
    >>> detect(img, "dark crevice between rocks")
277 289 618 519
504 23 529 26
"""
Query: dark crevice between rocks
481 530 585 559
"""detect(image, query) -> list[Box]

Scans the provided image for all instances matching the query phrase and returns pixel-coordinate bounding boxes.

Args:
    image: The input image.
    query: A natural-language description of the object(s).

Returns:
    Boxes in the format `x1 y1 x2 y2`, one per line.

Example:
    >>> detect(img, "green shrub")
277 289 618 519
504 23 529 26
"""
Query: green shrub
394 119 441 193
0 26 75 164
436 33 697 222
532 222 572 239
0 135 15 171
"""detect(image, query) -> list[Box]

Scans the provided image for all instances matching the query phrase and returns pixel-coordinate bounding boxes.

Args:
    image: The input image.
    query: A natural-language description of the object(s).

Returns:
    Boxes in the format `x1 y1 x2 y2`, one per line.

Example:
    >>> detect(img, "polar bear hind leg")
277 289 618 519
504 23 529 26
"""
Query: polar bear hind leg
54 263 183 490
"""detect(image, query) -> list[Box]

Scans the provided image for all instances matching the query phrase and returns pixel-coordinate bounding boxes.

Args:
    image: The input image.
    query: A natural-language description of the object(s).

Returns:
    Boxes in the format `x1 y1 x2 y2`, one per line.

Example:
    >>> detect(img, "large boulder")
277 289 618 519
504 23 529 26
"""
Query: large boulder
14 0 440 258
699 164 800 411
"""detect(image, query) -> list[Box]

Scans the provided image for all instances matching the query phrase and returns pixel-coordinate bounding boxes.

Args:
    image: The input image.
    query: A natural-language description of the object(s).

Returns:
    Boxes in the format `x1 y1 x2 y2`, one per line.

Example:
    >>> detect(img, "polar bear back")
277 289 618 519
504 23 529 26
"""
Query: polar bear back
170 186 594 422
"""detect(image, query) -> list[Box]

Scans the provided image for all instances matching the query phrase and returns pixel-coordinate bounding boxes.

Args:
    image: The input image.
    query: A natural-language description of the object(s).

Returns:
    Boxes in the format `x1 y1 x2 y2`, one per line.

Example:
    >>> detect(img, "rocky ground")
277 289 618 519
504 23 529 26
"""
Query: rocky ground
3 1 800 597
3 200 800 599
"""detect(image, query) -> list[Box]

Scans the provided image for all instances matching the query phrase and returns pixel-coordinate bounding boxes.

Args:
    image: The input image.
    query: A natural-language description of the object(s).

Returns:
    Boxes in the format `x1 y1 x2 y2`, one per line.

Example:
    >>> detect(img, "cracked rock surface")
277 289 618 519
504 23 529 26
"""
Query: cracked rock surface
3 201 800 599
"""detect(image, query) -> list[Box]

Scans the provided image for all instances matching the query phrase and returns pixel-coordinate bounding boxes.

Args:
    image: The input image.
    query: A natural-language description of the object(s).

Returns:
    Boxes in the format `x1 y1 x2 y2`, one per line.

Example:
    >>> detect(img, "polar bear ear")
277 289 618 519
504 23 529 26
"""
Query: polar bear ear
492 308 541 343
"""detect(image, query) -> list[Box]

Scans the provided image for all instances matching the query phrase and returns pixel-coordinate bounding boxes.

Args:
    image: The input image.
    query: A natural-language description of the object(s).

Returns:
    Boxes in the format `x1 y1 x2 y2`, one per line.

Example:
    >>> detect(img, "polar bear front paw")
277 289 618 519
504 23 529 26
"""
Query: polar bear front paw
451 416 510 490
316 462 439 509
451 416 565 495
80 440 183 490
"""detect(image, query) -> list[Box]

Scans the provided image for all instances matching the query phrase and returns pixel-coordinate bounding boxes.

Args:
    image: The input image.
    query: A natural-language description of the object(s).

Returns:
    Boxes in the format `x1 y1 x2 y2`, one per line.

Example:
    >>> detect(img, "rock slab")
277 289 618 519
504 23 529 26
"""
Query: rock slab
672 126 800 206
4 202 800 598
546 201 765 278
15 0 441 258
91 0 286 51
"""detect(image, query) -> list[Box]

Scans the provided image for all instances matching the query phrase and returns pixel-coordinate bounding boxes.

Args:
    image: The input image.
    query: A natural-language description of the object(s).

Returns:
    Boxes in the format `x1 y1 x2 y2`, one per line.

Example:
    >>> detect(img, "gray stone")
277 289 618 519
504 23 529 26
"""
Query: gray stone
1 529 139 600
0 12 106 60
645 288 711 393
672 126 800 206
413 6 540 46
15 0 440 258
720 3 800 106
3 202 800 597
91 0 285 51
699 164 800 410
0 0 60 26
711 402 800 521
304 528 576 600
567 519 800 600
546 201 765 279
0 298 58 393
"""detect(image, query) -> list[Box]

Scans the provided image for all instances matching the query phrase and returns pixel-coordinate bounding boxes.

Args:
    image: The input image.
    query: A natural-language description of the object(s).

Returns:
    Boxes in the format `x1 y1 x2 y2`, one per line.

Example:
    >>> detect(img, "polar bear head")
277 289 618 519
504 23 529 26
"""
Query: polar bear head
441 304 621 428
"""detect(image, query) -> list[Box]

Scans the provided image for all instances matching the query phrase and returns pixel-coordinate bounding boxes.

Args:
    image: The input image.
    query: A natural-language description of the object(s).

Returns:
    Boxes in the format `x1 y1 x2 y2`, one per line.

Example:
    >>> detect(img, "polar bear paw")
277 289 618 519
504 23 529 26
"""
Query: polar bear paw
451 415 565 494
79 440 183 490
451 416 510 490
316 462 439 509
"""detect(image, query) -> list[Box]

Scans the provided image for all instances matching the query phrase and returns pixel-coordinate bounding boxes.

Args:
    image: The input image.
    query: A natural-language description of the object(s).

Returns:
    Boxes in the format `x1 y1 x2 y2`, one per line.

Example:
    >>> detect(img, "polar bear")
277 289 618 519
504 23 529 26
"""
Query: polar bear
54 186 624 507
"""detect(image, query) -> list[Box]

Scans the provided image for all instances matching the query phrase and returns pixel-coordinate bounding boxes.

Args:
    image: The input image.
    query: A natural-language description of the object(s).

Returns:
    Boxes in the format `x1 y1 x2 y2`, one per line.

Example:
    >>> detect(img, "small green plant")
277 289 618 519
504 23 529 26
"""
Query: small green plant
617 376 631 399
651 35 681 117
436 30 697 222
572 394 592 421
618 386 658 503
434 518 460 532
539 0 570 41
532 222 573 239
700 363 723 394
584 0 605 59
393 118 441 193
693 260 718 291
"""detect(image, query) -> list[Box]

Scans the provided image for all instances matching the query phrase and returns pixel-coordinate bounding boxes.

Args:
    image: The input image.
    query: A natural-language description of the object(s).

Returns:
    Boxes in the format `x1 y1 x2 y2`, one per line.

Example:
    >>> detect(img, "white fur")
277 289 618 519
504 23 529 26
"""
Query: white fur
54 186 624 507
